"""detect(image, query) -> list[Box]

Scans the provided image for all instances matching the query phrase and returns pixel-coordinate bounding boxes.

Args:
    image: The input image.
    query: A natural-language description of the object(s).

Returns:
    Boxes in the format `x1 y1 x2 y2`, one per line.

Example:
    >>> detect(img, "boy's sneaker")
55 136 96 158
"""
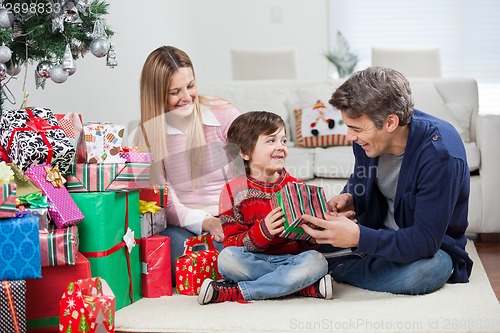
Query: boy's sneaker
297 274 334 300
198 278 247 305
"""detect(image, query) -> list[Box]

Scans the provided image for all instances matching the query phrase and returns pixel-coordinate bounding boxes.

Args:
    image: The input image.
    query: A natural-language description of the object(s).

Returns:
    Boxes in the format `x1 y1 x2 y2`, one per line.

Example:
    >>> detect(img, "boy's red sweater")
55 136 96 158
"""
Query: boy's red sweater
219 169 316 254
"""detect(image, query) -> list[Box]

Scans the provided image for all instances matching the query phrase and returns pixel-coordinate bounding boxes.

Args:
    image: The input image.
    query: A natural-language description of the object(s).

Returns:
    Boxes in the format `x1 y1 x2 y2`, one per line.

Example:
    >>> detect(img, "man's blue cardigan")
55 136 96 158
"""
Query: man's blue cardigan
346 109 473 283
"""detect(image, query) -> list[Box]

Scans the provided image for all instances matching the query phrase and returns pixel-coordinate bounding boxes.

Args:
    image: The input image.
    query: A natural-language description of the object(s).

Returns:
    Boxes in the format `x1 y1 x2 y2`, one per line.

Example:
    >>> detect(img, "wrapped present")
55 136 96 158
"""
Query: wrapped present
141 235 172 298
59 277 115 333
25 164 84 228
0 215 41 280
139 200 167 238
119 146 153 163
82 122 125 163
9 163 42 199
25 207 51 231
26 253 91 332
175 235 221 295
139 185 168 207
273 182 328 241
0 182 17 218
54 112 85 163
0 107 76 173
64 162 151 192
39 225 79 267
1 280 26 333
71 191 142 310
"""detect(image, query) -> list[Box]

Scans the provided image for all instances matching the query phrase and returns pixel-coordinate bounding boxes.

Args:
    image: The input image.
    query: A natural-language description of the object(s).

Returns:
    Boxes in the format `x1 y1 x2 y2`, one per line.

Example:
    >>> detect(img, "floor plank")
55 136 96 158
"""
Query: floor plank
475 235 500 301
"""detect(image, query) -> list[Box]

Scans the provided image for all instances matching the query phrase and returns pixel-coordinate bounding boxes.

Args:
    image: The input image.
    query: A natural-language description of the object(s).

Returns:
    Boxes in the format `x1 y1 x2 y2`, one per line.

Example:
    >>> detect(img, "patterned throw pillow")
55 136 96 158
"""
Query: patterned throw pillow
294 100 351 147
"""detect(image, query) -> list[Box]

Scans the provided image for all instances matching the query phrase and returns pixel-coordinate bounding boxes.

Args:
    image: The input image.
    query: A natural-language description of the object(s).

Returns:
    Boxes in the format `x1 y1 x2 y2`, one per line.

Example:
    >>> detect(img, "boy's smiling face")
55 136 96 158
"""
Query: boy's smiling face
241 126 288 182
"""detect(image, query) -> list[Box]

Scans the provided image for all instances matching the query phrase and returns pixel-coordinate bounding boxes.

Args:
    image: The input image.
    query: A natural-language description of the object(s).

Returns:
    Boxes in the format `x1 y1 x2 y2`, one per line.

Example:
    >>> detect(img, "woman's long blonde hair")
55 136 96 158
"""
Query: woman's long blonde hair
137 46 206 185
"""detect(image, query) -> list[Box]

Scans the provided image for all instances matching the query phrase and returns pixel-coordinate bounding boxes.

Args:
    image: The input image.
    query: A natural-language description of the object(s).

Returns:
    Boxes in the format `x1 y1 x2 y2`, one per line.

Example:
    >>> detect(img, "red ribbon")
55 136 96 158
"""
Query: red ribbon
81 193 140 303
6 108 62 164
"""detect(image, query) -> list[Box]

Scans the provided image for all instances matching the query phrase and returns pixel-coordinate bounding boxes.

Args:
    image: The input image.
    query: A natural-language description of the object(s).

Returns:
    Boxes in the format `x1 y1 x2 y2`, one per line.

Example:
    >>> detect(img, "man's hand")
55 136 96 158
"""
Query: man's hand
202 216 224 243
328 193 356 219
301 213 360 248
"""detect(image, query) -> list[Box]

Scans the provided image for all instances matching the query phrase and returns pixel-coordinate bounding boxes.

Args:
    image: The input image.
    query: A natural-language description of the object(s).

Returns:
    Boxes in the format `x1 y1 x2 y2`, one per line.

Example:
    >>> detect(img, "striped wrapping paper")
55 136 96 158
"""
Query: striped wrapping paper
65 162 151 192
273 182 328 241
39 225 79 267
0 182 17 218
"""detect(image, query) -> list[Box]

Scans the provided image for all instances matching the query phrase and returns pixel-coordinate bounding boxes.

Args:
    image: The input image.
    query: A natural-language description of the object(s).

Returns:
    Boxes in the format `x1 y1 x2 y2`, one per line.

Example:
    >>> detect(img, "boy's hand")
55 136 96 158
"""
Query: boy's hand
265 207 285 236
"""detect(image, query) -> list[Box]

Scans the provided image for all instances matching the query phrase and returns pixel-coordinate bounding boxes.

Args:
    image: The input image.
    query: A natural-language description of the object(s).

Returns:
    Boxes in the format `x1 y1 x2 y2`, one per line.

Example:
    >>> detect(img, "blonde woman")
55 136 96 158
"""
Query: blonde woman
136 46 240 285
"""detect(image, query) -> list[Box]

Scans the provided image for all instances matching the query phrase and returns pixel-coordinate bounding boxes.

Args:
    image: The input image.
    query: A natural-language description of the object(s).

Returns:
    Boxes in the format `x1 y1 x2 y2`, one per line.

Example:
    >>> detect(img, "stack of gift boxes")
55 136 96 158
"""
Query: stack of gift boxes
0 107 172 333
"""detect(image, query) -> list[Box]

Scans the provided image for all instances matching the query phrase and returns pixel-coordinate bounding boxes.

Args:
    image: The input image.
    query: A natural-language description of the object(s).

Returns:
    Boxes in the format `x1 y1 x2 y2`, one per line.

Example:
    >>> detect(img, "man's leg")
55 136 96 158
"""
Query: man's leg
329 249 453 295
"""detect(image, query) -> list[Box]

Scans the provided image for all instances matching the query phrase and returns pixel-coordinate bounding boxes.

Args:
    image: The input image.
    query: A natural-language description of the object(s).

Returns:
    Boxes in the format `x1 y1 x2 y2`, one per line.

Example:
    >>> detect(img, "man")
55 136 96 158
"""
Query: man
302 67 472 295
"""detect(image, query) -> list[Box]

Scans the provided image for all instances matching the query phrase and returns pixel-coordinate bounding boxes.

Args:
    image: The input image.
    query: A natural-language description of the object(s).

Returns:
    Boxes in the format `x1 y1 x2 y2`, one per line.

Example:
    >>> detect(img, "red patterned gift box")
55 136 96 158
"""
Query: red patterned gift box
0 107 76 173
175 235 221 295
39 225 79 267
25 164 84 228
139 186 168 207
273 182 328 241
82 122 125 164
1 280 26 333
141 235 172 298
65 162 151 192
59 277 115 333
0 182 17 218
26 253 91 333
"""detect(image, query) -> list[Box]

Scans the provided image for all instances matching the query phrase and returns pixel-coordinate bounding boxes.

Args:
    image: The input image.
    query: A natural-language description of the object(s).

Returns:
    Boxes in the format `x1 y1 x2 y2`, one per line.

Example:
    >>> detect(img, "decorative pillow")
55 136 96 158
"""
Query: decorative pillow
294 100 351 147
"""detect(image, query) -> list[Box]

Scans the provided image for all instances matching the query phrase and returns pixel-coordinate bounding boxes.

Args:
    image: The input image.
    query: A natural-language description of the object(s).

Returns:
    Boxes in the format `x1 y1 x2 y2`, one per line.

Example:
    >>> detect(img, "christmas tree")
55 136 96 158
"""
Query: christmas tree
0 0 116 113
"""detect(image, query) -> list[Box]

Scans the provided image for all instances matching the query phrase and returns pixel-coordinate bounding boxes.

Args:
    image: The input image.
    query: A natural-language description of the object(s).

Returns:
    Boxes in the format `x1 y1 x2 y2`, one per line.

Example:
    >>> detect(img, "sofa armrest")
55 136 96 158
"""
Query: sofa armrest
475 114 500 232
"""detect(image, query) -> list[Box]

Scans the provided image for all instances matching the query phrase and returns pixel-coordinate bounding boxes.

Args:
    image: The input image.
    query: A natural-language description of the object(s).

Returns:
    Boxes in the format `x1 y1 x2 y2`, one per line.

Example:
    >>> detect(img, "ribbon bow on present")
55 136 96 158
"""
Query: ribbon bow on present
26 117 54 132
139 199 161 214
45 165 67 187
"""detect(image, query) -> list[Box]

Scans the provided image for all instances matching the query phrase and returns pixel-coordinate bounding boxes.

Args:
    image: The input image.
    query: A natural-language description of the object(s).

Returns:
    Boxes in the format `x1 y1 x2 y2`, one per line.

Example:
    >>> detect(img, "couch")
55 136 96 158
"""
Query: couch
198 77 500 234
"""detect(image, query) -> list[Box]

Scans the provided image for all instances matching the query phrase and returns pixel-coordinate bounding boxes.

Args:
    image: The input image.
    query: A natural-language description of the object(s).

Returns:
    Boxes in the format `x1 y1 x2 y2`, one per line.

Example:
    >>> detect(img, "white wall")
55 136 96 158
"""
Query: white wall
3 0 330 142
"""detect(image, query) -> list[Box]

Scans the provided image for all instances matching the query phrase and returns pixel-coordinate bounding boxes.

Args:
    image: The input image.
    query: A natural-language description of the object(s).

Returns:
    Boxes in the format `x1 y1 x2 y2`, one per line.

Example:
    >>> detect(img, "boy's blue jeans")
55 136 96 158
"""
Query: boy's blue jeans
218 246 328 301
327 249 453 295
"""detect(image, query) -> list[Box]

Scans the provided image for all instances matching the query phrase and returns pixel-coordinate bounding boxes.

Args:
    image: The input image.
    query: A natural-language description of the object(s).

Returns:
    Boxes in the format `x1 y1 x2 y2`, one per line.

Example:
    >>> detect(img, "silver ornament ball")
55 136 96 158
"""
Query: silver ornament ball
6 62 22 76
49 65 69 84
90 38 110 58
36 60 53 78
0 45 12 63
0 62 6 80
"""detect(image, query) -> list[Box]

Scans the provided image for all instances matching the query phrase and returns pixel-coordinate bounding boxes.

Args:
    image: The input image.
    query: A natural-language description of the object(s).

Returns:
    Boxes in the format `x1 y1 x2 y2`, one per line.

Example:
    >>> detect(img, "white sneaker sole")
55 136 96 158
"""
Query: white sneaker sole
321 274 334 300
197 278 214 305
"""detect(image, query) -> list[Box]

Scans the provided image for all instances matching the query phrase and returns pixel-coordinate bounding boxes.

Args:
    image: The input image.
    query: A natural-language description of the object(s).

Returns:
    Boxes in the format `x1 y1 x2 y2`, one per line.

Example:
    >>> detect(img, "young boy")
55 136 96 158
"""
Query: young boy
198 111 333 305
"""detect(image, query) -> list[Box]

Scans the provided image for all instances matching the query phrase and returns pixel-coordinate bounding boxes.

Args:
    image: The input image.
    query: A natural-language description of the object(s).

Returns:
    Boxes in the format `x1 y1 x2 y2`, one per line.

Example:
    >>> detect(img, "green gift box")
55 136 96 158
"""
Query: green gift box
70 191 142 310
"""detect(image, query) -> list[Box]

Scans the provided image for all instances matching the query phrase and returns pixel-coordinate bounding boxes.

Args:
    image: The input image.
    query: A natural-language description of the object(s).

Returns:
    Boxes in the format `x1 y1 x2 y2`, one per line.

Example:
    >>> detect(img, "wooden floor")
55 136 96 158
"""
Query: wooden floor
475 233 500 301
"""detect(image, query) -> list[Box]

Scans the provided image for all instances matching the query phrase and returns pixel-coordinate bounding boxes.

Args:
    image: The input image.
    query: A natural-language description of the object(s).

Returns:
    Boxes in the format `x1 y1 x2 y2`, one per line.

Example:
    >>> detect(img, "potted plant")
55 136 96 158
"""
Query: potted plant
325 31 358 78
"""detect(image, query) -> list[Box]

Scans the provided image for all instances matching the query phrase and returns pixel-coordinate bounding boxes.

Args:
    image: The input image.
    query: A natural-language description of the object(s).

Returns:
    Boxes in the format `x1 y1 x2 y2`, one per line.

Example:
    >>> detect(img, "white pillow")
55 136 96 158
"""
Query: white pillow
411 82 470 142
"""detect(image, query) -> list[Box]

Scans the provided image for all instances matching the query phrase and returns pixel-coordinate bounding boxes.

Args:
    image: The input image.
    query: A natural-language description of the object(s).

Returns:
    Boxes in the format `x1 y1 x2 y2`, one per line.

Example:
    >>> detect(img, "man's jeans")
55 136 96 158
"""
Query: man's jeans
328 249 453 295
218 246 328 301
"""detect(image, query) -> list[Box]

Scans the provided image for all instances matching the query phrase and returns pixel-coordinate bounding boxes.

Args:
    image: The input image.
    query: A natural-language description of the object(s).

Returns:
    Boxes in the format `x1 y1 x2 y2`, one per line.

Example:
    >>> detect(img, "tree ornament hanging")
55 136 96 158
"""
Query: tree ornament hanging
0 62 6 80
6 61 21 76
49 64 69 84
106 42 117 68
0 45 11 63
89 37 109 58
0 7 13 29
62 44 76 72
